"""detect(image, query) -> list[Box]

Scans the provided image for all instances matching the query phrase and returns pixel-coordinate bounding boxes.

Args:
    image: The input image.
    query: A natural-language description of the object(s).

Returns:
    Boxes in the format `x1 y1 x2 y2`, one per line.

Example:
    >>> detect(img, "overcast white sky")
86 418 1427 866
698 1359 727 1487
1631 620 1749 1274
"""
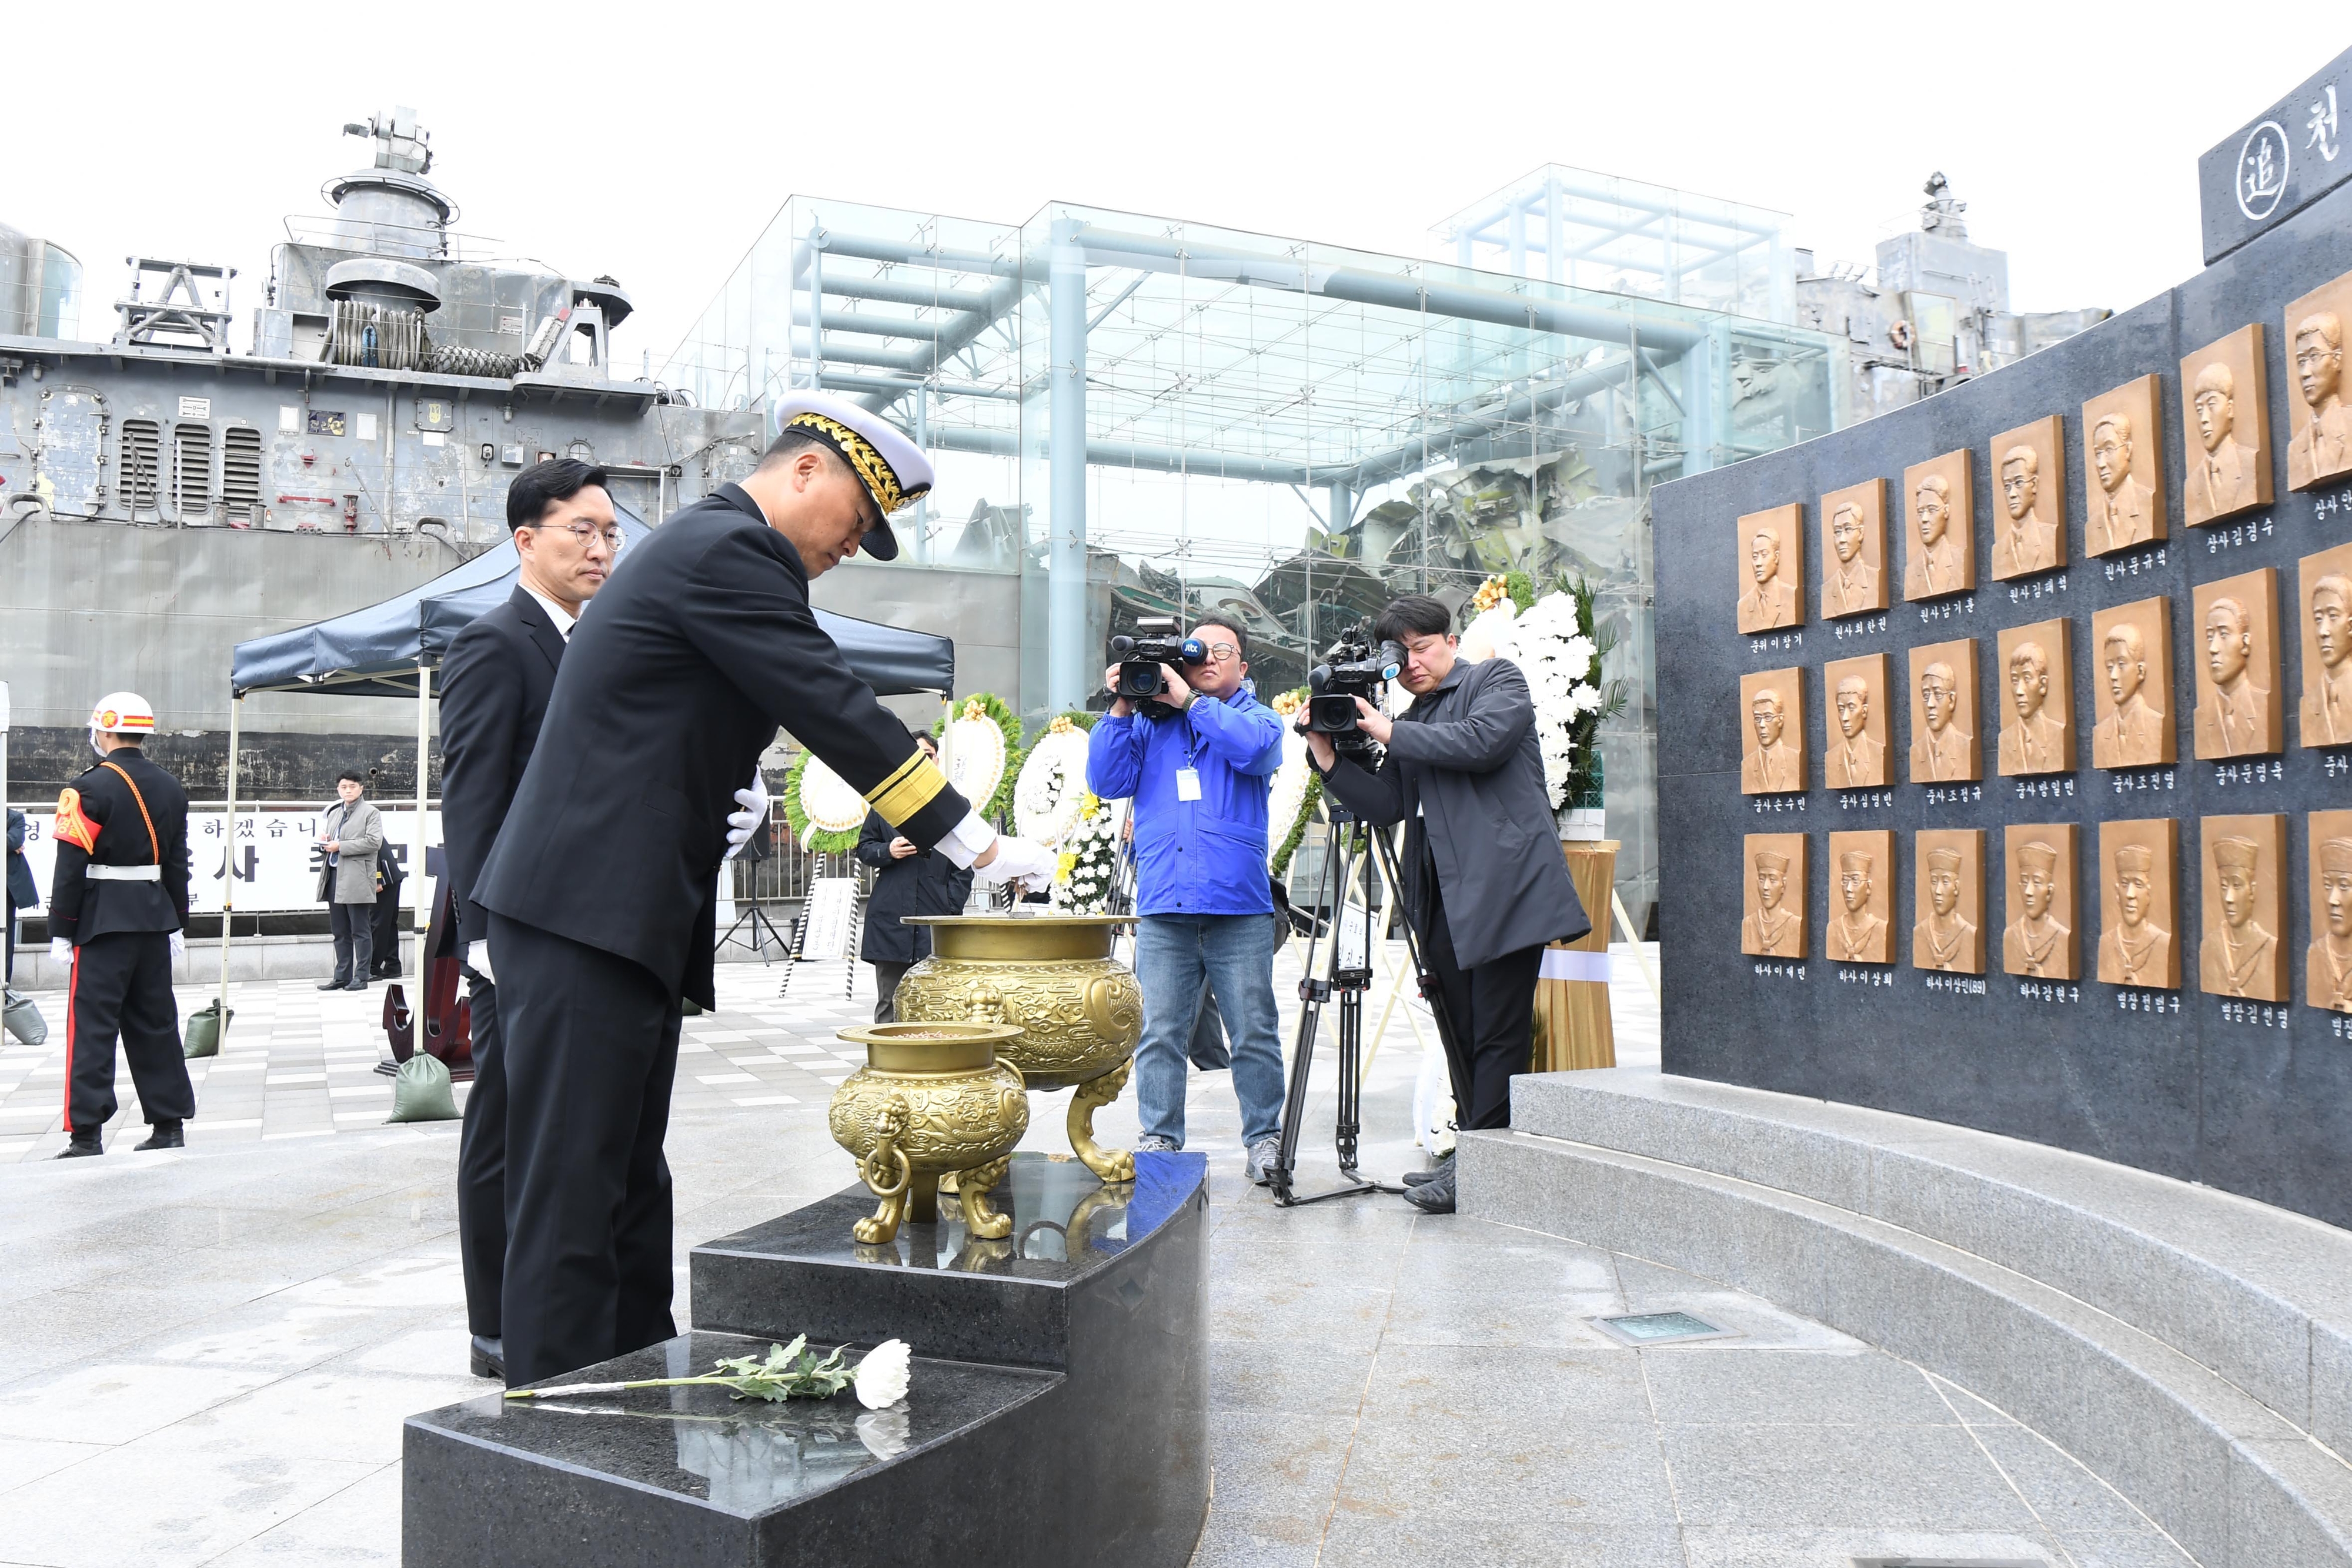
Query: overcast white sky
6 4 2343 365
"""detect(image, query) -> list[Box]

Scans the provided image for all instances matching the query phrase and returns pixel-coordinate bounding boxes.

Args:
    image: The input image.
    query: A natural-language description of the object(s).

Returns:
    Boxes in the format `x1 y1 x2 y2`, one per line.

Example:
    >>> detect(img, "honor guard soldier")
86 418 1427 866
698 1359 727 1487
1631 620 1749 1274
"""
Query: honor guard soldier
49 693 196 1157
473 391 1055 1385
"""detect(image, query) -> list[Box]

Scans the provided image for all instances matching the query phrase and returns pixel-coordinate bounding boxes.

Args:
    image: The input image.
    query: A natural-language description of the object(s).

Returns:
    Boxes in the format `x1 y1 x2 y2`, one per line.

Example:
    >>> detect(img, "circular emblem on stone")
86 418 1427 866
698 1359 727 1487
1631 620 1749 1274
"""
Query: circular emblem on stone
2236 120 2290 222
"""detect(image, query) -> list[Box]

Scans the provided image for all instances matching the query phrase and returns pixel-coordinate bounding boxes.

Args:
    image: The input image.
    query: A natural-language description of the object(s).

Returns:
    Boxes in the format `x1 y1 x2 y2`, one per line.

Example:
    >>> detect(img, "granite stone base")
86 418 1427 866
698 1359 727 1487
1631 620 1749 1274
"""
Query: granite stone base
402 1151 1209 1568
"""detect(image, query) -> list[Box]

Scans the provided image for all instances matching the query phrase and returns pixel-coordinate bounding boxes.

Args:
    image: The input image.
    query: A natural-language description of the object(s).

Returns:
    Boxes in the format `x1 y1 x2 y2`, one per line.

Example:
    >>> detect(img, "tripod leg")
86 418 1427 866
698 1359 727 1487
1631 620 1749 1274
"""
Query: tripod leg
1335 989 1362 1175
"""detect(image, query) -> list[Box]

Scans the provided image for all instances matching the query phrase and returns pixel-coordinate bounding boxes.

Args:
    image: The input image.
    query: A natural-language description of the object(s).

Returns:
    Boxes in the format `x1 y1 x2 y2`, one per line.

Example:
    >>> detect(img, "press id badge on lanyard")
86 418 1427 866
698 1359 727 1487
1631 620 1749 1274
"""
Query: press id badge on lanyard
1175 768 1202 801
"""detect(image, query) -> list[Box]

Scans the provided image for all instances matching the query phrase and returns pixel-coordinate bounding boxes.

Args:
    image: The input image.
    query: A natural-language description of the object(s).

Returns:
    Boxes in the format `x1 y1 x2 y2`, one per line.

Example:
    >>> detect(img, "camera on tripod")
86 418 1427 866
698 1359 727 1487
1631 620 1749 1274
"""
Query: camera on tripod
1109 617 1206 719
1306 625 1403 752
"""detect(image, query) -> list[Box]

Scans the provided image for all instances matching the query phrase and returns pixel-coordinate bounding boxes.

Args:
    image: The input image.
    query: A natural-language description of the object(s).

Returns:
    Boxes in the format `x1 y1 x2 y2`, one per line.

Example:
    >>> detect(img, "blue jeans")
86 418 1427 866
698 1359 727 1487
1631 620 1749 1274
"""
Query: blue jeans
1133 913 1284 1147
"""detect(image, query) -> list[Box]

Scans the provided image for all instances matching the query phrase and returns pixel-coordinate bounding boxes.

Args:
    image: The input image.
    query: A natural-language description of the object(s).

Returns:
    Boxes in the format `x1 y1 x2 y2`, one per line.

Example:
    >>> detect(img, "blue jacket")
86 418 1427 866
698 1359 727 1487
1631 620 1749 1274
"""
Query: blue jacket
1086 687 1285 915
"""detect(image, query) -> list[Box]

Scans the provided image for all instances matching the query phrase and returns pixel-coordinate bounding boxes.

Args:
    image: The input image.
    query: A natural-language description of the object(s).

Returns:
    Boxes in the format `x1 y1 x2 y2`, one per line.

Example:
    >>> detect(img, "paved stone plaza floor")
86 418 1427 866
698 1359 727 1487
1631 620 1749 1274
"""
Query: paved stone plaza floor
0 945 2194 1566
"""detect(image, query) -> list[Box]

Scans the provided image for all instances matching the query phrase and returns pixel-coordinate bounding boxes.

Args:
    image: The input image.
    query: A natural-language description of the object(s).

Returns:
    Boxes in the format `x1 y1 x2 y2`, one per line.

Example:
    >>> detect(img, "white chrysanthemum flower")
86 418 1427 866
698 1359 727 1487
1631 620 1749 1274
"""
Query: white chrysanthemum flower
854 1339 911 1409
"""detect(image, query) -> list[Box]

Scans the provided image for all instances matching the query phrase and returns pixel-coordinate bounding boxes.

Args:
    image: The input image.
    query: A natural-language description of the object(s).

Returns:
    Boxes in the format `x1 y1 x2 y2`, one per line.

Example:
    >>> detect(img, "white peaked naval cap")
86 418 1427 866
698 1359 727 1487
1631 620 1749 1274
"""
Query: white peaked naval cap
773 392 935 562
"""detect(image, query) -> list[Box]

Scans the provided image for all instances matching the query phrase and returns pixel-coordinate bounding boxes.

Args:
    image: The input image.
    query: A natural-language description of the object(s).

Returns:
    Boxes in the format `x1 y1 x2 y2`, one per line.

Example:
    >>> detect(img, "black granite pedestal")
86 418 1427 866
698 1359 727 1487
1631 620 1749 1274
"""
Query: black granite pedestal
402 1151 1208 1567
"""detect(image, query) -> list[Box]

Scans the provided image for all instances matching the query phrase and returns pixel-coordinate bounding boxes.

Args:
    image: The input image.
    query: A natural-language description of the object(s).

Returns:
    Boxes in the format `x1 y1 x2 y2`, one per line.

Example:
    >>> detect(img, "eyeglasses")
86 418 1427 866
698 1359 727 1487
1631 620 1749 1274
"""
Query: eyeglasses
533 521 625 552
1201 643 1240 664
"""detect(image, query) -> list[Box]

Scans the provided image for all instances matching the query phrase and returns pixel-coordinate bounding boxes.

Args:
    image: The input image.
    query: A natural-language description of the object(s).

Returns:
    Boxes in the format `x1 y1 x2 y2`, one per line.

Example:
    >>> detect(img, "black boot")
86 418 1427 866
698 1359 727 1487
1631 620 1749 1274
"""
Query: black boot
55 1132 102 1159
134 1121 184 1151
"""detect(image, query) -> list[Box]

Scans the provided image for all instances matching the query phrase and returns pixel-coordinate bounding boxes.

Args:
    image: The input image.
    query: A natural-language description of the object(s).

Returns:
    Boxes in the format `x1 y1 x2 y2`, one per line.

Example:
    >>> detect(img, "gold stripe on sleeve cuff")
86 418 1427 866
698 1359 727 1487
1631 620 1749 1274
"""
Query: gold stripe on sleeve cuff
865 753 950 826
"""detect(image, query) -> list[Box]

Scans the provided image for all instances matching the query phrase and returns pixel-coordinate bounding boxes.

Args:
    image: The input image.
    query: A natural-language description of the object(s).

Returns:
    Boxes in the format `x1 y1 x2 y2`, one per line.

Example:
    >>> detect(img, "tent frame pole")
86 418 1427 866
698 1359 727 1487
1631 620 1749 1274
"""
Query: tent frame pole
218 693 240 1035
415 663 431 981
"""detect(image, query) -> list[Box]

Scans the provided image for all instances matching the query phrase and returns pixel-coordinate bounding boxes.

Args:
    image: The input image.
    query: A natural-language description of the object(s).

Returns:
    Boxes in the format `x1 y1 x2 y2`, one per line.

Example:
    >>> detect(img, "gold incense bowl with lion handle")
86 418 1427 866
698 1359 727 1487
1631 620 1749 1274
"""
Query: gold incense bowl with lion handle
896 915 1142 1183
828 1022 1029 1246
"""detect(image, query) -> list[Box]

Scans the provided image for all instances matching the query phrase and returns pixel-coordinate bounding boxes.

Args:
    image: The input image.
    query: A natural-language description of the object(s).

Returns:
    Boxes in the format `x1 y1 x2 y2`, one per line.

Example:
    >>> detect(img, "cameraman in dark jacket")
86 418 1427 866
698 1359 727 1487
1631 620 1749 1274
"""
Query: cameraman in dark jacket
1305 594 1589 1212
855 734 973 1021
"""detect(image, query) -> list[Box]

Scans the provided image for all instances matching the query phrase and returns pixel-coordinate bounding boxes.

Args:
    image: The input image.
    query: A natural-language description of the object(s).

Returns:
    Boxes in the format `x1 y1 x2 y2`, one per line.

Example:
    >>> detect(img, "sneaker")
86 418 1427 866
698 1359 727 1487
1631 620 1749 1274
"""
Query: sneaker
1401 1162 1457 1213
133 1121 184 1151
1134 1134 1181 1154
1244 1136 1282 1186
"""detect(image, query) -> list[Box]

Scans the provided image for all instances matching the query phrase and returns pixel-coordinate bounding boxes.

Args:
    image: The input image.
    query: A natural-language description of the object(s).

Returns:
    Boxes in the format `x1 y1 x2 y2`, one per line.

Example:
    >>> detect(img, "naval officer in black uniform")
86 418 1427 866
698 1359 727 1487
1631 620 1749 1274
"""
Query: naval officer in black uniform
475 392 1054 1385
439 457 617 1382
49 693 196 1158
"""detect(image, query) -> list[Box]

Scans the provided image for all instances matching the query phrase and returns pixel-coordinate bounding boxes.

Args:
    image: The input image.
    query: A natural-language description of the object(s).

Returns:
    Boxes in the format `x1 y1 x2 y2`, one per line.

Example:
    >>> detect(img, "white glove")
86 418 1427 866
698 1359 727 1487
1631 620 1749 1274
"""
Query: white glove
50 938 73 967
168 930 186 964
467 940 495 983
971 835 1055 891
724 769 770 859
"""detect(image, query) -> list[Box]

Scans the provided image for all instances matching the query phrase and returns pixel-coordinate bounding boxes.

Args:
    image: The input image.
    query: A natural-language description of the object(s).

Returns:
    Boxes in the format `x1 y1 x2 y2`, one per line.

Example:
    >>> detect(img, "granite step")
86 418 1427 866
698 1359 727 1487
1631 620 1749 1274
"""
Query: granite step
1459 1075 2352 1568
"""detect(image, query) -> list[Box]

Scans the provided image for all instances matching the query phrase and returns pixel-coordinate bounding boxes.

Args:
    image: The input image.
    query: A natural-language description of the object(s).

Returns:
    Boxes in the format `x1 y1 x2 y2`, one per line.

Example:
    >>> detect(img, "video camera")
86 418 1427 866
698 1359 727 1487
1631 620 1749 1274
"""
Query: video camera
1306 624 1403 753
1109 617 1206 720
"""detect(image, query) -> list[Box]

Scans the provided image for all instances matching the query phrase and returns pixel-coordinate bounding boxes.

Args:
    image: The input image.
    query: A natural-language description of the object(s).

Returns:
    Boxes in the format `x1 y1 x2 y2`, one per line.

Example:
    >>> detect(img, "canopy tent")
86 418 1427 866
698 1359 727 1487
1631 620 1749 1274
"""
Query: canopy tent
215 499 958 1029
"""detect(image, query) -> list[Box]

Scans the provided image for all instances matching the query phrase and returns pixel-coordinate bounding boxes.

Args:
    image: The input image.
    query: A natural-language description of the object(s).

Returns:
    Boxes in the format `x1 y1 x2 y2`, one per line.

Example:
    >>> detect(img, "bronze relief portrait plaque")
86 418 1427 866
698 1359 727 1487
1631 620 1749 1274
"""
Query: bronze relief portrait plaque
2199 813 2286 1002
1739 668 1806 795
2083 376 2166 555
1989 416 2067 579
1903 450 1975 601
1822 653 1892 788
1736 503 1805 633
2286 269 2352 492
1820 478 1889 619
2307 810 2352 1012
2181 325 2272 526
2090 597 2175 769
1826 830 1895 964
2192 567 2281 758
1741 833 1808 958
1995 618 2074 776
2297 543 2352 748
1907 638 1980 784
2003 823 2080 981
2097 818 2180 989
1913 828 1986 975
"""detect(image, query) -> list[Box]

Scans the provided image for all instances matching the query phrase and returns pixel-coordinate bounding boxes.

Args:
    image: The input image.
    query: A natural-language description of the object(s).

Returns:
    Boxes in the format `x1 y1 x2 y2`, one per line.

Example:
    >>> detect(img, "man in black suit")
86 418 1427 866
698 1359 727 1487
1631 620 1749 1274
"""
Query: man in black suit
475 392 1054 1385
438 457 617 1382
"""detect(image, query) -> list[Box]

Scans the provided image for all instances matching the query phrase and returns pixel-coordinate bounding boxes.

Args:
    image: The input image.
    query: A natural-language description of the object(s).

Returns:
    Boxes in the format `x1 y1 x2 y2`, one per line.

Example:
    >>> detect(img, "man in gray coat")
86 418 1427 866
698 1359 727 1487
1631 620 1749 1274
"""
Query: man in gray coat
1307 594 1589 1212
318 770 385 991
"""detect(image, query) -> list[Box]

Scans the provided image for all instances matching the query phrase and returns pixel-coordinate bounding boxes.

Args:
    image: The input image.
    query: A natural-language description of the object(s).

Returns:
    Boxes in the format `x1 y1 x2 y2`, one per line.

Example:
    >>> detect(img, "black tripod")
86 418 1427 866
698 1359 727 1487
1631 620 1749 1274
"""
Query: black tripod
1267 798 1459 1206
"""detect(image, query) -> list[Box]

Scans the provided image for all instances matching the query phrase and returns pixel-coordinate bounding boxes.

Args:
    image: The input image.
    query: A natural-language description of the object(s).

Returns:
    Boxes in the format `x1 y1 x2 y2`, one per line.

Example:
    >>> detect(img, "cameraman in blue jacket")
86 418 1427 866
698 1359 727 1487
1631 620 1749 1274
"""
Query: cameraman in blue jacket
1087 618 1287 1181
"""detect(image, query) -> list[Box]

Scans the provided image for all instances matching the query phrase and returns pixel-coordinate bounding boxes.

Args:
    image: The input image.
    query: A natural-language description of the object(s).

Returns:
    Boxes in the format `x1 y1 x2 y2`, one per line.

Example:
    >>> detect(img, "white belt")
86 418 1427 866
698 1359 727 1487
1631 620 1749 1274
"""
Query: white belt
85 865 162 882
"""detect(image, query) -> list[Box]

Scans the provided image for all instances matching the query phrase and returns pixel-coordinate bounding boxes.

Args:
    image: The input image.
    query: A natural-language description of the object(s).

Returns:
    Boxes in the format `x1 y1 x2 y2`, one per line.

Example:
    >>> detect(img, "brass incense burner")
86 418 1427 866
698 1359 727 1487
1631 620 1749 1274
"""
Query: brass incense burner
828 1022 1029 1245
896 914 1142 1182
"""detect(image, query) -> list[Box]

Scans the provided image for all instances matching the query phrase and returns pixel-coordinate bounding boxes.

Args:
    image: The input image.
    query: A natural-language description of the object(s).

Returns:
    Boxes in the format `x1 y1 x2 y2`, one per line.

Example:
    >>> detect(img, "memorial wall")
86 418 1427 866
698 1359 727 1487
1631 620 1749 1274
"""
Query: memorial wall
1652 79 2352 1226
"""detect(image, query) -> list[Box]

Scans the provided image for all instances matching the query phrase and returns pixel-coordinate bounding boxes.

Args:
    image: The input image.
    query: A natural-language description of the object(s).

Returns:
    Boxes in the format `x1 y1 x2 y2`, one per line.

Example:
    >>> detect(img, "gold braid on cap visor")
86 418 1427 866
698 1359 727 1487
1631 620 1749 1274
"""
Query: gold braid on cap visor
787 412 930 516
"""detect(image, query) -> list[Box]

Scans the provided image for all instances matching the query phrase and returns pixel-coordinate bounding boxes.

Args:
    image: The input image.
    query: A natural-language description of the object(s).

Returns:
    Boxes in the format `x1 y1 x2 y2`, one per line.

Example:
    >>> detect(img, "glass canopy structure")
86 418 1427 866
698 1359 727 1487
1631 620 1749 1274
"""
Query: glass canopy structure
663 195 1853 927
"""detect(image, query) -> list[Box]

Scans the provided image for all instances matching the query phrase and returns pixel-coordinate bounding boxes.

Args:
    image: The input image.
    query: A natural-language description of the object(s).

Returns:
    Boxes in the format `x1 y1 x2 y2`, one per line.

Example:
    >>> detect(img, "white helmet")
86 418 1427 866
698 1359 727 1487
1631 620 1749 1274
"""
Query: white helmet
88 692 158 735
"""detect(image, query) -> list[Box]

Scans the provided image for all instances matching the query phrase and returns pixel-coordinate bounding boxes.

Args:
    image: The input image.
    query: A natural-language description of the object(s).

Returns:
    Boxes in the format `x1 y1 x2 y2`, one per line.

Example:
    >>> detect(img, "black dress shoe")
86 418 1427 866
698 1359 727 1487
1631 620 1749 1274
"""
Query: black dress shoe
55 1136 102 1159
345 979 370 991
134 1121 184 1151
318 978 349 991
470 1335 506 1380
1402 1154 1455 1187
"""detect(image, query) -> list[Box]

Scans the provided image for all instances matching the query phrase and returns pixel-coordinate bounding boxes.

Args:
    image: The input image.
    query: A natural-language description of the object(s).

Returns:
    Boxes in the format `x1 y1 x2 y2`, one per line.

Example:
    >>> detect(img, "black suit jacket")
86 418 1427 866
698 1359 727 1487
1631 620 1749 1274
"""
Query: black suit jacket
1315 658 1588 969
476 484 974 1008
439 585 566 947
47 748 192 943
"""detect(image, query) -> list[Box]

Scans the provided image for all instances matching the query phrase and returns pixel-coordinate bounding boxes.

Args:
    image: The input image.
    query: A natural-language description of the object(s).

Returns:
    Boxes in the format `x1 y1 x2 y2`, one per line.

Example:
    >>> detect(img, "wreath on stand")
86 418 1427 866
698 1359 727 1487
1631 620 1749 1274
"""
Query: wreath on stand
1264 689 1323 884
932 693 1021 825
1013 714 1098 845
784 751 868 857
1054 792 1124 914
